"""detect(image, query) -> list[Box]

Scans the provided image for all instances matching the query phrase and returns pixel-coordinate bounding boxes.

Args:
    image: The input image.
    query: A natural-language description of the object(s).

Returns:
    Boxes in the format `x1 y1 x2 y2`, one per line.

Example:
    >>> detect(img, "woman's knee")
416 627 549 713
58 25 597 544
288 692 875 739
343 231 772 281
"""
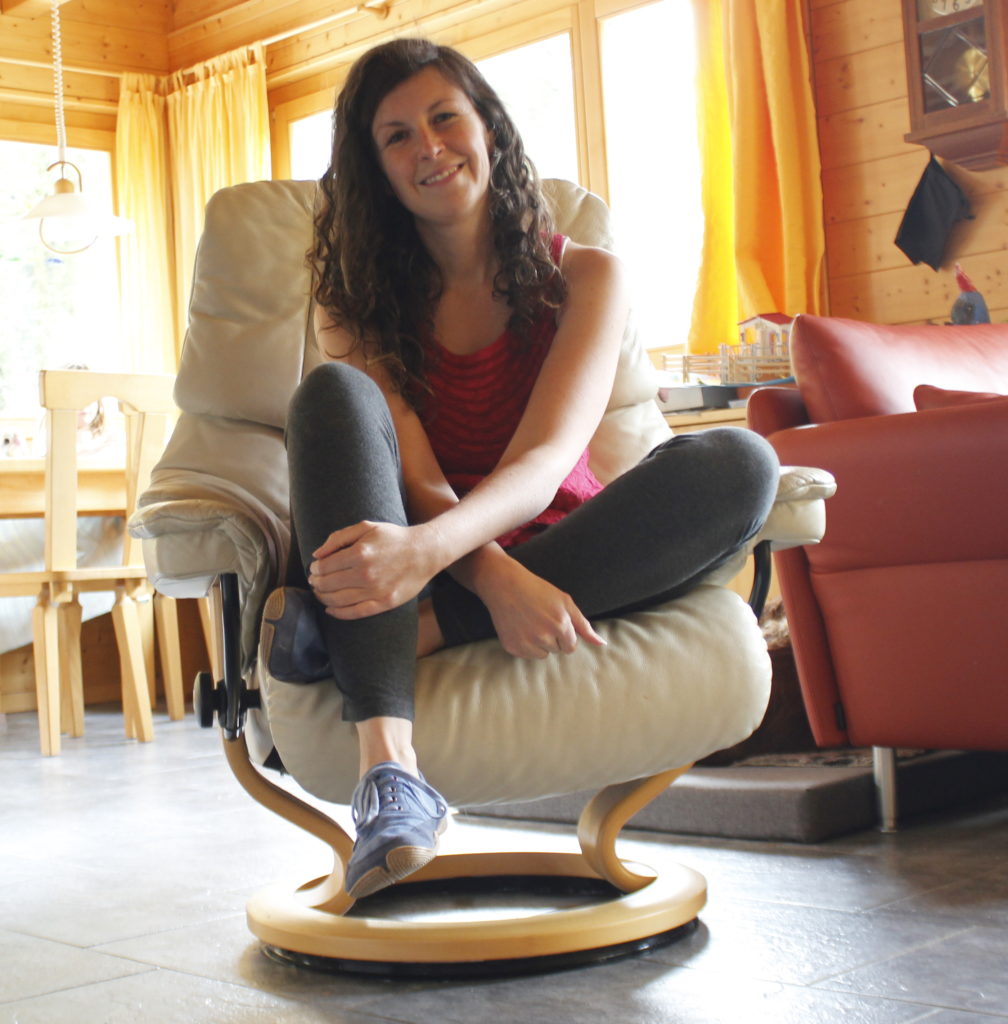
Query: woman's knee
287 362 388 435
709 428 779 538
652 427 779 534
724 428 778 500
289 361 373 415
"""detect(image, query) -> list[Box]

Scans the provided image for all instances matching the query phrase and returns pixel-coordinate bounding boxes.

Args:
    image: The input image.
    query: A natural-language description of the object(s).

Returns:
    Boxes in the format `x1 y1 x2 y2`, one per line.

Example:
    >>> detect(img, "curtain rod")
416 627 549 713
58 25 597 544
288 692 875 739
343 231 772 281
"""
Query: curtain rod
0 55 123 80
0 85 117 112
259 1 388 48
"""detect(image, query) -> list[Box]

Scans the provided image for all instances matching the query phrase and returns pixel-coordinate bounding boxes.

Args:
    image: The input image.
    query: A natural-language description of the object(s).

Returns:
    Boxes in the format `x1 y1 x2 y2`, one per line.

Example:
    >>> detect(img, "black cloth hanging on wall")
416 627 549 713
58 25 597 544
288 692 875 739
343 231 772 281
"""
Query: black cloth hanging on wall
894 155 972 271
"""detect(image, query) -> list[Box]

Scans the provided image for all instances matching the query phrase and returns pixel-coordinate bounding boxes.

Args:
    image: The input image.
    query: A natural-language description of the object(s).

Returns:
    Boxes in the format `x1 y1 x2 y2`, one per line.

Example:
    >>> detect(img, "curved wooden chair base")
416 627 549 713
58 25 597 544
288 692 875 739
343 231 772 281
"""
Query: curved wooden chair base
247 850 705 975
223 734 705 976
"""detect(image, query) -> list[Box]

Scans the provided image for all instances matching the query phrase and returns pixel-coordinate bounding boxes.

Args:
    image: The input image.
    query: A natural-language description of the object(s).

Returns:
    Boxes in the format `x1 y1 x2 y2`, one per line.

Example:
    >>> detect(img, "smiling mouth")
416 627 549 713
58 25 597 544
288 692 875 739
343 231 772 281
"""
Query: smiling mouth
420 163 463 186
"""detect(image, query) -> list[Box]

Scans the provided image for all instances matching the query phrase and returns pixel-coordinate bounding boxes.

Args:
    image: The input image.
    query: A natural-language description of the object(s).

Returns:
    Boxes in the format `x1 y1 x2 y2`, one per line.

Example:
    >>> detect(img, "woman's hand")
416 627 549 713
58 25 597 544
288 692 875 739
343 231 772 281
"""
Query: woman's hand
309 520 435 619
476 557 605 659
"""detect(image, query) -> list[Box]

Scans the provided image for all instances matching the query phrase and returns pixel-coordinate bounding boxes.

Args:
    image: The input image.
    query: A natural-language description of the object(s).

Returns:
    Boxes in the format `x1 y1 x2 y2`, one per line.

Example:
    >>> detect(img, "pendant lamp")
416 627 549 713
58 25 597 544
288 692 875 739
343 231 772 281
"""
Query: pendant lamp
22 0 132 255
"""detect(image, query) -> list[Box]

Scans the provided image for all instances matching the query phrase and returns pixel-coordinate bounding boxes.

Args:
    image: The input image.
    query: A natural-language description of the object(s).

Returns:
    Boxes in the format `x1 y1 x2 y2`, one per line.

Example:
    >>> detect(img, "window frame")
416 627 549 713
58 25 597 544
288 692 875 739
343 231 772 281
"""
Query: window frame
1 0 678 384
0 131 130 424
269 0 669 202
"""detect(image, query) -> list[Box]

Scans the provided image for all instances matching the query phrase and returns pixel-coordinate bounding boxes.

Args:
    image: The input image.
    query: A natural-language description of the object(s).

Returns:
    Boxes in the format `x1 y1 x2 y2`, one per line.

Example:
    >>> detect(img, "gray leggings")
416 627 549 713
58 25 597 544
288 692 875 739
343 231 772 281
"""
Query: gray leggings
285 362 779 722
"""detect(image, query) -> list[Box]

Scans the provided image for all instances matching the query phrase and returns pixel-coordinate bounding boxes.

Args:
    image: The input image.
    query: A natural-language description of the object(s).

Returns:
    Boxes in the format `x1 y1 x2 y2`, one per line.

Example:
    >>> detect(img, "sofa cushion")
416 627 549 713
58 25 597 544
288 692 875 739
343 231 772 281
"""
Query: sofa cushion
791 314 1008 422
913 383 1005 410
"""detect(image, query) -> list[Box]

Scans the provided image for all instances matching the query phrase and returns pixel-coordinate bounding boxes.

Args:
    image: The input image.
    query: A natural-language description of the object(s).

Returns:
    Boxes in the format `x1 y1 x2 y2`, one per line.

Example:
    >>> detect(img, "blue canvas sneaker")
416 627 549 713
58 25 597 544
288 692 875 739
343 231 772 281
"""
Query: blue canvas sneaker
260 587 332 683
346 762 449 900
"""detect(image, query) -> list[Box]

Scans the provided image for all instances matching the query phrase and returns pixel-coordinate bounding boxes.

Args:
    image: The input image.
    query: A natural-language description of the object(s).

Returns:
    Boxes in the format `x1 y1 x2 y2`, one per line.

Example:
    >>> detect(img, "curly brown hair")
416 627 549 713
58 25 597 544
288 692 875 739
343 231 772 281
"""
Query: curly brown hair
311 38 565 407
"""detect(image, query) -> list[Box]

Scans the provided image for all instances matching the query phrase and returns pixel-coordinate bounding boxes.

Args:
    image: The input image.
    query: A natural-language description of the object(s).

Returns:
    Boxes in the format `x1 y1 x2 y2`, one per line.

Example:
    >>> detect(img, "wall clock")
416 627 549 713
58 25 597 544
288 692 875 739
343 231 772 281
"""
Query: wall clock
902 0 1008 167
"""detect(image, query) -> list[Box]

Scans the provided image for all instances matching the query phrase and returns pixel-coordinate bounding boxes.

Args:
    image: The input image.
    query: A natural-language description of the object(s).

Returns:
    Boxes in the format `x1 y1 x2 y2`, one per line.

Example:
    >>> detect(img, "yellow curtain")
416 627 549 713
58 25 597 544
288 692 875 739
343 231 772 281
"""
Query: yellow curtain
165 43 271 344
689 0 826 355
115 74 177 372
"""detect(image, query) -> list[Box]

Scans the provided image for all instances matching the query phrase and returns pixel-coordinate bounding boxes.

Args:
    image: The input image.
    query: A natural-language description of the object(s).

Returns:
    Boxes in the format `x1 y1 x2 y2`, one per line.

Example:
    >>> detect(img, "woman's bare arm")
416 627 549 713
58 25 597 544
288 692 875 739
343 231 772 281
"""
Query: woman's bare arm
308 244 628 655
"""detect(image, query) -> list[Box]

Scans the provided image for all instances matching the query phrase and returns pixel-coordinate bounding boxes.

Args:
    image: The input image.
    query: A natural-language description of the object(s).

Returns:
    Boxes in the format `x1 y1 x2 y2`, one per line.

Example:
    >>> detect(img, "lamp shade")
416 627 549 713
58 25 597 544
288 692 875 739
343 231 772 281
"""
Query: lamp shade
23 189 133 233
22 164 132 254
22 0 134 255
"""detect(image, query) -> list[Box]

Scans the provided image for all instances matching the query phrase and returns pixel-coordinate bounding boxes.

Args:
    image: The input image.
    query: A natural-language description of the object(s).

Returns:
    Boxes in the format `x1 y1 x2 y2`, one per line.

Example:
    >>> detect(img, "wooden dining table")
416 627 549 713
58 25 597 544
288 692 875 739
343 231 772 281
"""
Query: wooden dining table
0 459 126 518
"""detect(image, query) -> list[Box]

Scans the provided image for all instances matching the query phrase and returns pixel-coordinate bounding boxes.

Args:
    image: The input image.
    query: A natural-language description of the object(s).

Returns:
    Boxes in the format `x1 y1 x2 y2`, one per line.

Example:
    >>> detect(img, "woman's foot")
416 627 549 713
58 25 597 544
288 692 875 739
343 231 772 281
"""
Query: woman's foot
345 761 449 900
260 587 332 683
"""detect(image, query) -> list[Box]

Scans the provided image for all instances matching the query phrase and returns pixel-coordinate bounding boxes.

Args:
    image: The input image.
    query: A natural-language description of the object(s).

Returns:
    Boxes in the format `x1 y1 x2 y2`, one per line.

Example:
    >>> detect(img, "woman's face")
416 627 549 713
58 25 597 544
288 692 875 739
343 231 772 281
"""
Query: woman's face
371 66 494 227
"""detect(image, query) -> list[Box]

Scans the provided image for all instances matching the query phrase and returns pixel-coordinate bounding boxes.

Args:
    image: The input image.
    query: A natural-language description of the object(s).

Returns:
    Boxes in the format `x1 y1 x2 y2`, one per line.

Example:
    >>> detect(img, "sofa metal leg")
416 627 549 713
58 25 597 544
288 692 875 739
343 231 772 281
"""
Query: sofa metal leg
873 746 899 832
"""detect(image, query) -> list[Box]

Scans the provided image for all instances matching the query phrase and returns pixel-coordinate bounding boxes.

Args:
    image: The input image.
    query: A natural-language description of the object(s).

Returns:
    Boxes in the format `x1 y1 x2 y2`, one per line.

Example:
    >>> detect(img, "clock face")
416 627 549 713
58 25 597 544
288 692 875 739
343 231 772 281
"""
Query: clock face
930 0 983 15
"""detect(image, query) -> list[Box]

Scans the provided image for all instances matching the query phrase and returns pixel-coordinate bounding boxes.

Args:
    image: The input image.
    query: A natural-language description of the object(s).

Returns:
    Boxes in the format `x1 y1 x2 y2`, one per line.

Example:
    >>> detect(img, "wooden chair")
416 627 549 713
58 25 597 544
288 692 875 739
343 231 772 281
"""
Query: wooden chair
0 370 183 755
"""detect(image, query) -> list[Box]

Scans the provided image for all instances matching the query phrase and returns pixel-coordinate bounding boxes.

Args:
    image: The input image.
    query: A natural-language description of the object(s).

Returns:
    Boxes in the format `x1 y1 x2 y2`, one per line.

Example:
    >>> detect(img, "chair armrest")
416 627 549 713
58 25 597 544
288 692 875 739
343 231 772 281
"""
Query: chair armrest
129 497 279 667
132 461 837 659
702 465 835 591
769 398 1008 571
757 465 836 551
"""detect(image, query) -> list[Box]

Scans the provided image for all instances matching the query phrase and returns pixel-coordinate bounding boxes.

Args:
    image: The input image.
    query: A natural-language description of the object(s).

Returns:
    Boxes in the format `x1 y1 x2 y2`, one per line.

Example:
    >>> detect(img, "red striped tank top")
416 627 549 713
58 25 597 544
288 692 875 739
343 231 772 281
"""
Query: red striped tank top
421 234 603 548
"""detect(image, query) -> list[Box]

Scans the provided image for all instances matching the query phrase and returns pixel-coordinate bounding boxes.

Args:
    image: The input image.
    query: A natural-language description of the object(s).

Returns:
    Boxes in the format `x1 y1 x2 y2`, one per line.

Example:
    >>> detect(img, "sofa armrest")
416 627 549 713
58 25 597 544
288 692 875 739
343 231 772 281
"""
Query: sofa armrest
770 398 1008 571
129 497 279 667
747 385 810 436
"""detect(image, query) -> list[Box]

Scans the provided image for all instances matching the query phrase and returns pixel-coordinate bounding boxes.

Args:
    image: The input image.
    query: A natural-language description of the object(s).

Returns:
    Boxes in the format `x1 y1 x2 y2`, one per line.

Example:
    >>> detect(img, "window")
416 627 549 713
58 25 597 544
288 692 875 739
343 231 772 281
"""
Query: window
601 0 702 353
0 140 126 427
279 3 701 355
289 108 332 181
286 34 579 185
476 35 579 183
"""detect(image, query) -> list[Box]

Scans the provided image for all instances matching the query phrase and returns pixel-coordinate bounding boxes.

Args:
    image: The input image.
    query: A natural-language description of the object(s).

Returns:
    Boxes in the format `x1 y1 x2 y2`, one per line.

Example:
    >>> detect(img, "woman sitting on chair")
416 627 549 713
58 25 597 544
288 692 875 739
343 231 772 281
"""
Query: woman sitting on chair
262 38 779 901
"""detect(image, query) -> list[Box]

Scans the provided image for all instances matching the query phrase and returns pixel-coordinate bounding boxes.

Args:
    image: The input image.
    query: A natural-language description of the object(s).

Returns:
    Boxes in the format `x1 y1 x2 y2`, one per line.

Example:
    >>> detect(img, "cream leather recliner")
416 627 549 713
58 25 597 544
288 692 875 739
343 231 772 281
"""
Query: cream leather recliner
131 178 834 975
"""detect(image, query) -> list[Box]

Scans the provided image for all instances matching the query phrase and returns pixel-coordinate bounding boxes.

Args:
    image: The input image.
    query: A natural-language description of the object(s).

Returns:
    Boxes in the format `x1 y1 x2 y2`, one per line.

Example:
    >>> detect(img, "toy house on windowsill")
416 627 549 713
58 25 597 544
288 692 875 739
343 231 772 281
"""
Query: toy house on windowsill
738 313 793 352
676 313 795 385
729 313 794 383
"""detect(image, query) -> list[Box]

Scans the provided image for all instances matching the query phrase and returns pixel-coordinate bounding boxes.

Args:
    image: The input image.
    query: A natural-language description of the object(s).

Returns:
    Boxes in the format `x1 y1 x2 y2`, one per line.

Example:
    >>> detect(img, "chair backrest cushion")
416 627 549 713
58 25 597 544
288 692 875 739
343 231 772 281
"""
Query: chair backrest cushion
160 177 667 551
175 179 318 430
174 177 664 451
143 178 668 659
791 313 1008 423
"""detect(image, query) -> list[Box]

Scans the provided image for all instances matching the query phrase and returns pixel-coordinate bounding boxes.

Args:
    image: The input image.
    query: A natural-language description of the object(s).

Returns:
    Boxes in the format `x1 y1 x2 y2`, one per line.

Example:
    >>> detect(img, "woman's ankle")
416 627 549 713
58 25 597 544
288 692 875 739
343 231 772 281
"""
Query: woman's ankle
356 716 419 777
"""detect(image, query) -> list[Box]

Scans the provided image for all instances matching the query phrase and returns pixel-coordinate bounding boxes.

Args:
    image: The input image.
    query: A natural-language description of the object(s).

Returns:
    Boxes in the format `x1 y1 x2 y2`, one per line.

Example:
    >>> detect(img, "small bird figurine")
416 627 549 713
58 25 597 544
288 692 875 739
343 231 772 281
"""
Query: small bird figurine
950 264 990 324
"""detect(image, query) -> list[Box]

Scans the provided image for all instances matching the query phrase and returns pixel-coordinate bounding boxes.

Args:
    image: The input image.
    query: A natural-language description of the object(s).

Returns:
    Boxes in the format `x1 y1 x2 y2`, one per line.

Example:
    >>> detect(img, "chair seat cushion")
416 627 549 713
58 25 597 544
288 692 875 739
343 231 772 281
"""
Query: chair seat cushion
254 585 771 807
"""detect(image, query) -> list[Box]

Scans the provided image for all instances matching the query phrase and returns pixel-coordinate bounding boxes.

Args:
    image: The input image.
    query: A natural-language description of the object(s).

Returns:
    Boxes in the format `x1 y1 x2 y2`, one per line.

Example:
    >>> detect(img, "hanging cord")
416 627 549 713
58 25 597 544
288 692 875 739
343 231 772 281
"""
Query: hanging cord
38 0 98 254
50 0 67 165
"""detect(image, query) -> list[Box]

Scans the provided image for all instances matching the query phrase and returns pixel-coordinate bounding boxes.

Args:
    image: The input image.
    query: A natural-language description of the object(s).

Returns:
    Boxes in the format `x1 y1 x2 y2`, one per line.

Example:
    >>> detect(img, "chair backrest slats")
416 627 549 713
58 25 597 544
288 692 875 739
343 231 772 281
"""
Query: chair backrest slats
38 369 176 574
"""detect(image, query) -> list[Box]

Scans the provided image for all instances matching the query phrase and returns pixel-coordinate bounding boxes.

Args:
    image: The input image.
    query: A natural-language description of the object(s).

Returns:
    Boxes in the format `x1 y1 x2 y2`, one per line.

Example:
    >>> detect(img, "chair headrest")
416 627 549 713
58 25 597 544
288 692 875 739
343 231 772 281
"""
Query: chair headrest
172 177 668 480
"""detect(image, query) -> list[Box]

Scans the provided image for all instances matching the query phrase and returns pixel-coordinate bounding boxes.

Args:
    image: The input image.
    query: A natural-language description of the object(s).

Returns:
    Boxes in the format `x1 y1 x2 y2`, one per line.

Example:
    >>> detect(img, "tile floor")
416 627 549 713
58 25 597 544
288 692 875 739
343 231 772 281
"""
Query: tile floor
2 707 1008 1024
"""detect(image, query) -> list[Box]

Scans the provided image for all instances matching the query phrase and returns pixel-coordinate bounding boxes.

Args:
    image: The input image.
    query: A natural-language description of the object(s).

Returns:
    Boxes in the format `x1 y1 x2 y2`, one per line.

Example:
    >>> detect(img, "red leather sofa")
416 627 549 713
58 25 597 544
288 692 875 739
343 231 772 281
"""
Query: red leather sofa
748 315 1008 789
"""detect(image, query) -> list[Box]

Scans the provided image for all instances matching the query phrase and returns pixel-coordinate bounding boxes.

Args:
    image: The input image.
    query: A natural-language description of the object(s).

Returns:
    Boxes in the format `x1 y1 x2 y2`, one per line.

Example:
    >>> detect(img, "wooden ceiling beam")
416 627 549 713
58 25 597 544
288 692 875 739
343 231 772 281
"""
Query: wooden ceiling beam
0 0 70 18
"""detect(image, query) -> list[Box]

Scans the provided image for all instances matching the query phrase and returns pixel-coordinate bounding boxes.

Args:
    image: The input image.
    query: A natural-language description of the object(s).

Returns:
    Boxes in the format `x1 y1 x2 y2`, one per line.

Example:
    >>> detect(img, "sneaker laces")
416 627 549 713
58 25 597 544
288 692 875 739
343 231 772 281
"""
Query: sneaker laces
352 764 446 831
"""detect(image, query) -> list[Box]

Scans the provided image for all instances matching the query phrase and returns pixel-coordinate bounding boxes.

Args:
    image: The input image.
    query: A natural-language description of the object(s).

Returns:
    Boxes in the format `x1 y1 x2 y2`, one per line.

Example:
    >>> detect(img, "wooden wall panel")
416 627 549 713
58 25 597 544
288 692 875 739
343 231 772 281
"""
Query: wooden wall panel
262 0 552 90
821 150 929 223
814 40 906 115
0 0 169 141
810 0 903 62
817 96 910 169
0 61 118 139
172 0 239 29
829 252 1008 323
810 0 1008 325
0 11 169 74
168 0 517 72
